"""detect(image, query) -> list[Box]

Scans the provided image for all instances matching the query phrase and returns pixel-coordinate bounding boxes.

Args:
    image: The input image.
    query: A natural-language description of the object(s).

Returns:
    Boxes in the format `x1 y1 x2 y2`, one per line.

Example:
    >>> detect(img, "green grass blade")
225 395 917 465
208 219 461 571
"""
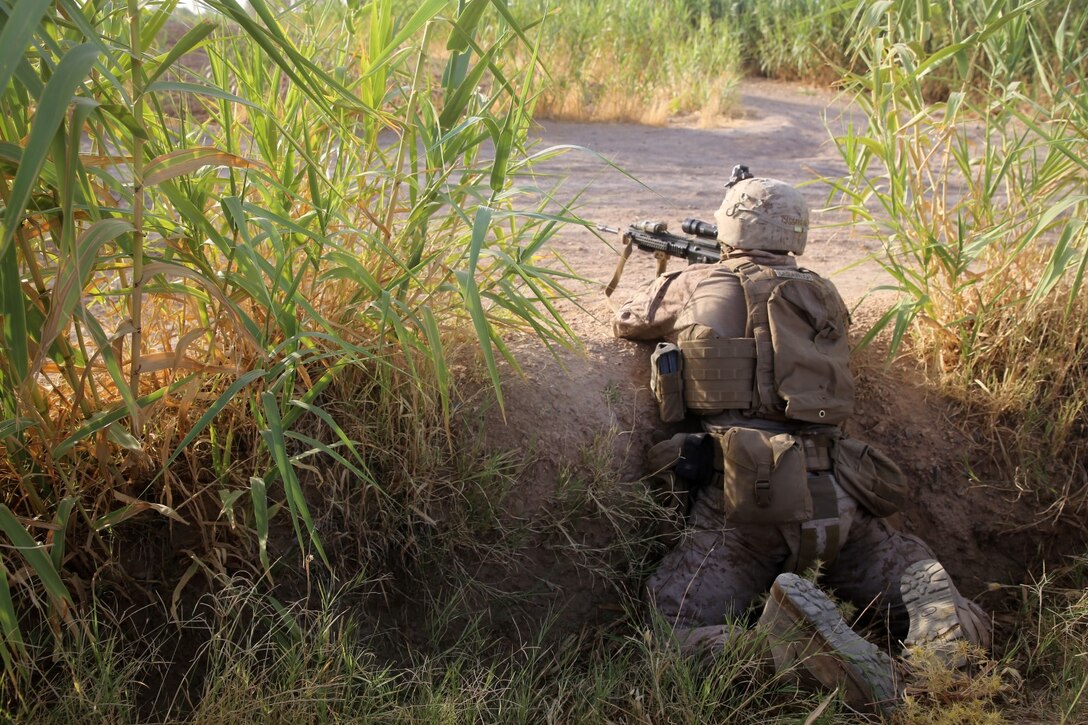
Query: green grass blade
158 369 266 475
447 0 489 53
250 477 271 574
146 80 260 109
0 0 52 95
259 391 327 567
460 205 503 413
439 44 499 132
1 42 100 258
144 18 217 88
286 400 366 467
361 0 447 78
49 498 76 571
487 115 513 194
486 0 536 53
0 245 27 384
419 307 451 426
0 558 27 673
0 505 72 611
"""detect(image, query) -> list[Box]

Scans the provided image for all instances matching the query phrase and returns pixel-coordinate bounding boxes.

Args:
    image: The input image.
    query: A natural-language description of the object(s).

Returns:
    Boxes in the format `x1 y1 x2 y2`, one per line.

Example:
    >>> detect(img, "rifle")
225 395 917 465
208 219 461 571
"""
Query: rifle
602 218 721 297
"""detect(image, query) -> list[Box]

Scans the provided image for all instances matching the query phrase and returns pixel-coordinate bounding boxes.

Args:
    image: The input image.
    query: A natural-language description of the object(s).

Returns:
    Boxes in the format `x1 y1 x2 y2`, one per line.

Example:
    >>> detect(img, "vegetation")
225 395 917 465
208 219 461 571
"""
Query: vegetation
829 0 1088 518
828 5 1088 717
508 0 741 125
0 0 579 694
0 0 1085 721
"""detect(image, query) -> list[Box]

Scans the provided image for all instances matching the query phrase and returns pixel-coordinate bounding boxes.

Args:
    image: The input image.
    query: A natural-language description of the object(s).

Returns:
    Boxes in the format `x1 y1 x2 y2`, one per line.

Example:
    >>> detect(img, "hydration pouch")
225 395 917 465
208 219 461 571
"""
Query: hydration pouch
650 342 686 423
714 427 813 524
831 437 906 517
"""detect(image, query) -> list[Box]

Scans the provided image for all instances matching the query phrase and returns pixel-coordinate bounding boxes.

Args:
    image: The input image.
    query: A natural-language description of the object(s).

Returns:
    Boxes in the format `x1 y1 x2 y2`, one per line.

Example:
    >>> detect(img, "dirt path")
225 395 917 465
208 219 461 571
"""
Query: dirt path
467 80 1066 640
530 78 887 308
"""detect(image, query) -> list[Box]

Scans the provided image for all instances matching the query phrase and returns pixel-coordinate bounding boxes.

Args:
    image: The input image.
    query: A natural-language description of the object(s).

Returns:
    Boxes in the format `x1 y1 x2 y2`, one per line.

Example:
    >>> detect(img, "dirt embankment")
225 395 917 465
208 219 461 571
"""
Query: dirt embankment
465 80 1078 641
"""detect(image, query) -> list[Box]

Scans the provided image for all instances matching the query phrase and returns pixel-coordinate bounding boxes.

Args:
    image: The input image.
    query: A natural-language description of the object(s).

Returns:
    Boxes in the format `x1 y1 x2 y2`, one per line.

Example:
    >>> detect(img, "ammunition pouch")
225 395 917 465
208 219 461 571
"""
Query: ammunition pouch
650 343 686 423
714 427 813 524
831 437 906 517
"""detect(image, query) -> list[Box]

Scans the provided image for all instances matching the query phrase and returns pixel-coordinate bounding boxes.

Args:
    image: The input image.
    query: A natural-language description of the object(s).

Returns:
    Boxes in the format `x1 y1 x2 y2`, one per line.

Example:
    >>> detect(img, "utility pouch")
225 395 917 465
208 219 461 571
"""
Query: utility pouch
647 432 714 488
715 427 812 524
646 433 714 542
831 437 906 517
650 342 686 423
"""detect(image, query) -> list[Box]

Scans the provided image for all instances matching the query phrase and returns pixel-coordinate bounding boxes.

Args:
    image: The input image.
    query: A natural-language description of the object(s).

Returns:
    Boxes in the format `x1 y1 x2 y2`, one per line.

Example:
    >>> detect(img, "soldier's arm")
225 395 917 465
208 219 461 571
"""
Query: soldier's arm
612 264 718 341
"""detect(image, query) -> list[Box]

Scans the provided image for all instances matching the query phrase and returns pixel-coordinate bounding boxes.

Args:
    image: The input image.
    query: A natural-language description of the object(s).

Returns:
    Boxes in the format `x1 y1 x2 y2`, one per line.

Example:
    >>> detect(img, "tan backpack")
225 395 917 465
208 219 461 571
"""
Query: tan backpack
674 260 855 425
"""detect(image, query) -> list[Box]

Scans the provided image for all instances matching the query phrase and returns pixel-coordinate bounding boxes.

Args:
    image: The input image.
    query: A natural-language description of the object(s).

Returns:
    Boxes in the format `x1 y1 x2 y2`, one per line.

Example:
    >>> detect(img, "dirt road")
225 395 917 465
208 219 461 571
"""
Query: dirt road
531 78 887 308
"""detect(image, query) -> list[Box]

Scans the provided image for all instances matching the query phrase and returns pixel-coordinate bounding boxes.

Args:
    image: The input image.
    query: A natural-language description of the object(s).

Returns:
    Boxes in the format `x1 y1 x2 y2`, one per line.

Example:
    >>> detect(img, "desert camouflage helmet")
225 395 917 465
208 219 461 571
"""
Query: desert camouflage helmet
714 177 809 255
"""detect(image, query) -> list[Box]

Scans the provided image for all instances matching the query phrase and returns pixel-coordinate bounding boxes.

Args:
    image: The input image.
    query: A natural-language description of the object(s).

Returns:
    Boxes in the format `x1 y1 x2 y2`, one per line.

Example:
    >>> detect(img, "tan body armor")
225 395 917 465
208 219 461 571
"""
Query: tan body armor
636 255 901 553
674 258 854 425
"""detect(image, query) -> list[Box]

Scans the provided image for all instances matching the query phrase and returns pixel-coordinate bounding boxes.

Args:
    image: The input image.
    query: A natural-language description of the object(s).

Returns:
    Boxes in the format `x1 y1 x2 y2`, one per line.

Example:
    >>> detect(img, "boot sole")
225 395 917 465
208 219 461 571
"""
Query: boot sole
768 574 897 710
901 560 963 649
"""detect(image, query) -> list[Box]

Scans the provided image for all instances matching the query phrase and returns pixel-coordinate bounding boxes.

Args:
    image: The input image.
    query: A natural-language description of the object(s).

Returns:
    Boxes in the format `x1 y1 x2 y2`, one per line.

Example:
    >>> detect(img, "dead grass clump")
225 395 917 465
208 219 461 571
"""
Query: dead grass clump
909 276 1088 530
1001 559 1088 723
896 644 1014 725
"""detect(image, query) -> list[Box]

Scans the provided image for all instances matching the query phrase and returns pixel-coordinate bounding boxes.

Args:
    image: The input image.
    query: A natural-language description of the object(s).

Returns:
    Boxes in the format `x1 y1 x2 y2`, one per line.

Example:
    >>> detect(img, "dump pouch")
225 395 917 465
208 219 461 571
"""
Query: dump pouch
647 432 714 487
767 274 854 423
646 433 715 543
714 427 812 524
831 437 906 517
650 342 686 423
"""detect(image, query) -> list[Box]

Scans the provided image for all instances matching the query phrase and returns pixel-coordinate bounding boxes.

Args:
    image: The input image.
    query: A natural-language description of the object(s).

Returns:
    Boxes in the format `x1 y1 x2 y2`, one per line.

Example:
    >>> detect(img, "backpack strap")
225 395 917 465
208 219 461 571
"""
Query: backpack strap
720 259 784 419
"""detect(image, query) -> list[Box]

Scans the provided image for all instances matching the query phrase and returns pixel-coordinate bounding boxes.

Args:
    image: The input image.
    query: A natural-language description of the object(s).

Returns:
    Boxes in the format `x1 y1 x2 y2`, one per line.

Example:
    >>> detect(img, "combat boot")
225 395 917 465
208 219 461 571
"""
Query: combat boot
759 573 898 714
901 559 992 667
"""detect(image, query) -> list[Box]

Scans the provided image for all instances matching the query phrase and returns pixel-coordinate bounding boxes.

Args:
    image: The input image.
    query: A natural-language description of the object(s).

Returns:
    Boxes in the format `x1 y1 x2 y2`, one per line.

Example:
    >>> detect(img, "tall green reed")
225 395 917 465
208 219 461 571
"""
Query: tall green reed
732 0 1083 94
0 0 580 679
507 0 741 124
829 0 1088 503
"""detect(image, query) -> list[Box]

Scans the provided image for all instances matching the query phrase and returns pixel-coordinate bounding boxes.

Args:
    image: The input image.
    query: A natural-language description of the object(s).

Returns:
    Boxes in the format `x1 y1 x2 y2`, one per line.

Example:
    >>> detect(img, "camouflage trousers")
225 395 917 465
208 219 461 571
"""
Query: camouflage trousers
646 476 938 652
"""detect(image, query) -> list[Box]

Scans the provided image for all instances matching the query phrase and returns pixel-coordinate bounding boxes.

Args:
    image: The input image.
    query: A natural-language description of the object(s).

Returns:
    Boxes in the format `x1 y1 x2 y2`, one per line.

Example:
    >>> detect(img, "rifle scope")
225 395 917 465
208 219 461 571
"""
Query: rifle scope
681 218 719 240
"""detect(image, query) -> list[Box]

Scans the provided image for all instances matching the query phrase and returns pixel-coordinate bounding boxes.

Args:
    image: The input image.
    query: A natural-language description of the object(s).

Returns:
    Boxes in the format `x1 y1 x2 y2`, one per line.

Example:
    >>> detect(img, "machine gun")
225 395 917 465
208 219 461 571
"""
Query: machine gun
602 218 721 297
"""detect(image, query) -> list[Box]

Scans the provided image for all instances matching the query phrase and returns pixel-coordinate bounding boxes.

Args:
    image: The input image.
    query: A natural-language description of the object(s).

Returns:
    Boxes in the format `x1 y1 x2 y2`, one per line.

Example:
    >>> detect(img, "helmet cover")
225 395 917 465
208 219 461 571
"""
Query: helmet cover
714 177 808 254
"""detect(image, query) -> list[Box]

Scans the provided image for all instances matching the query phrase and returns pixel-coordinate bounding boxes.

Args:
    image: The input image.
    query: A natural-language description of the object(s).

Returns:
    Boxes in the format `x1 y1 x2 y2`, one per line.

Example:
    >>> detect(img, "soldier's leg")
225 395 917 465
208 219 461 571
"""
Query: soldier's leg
650 488 901 711
646 486 791 653
823 509 990 653
760 573 898 714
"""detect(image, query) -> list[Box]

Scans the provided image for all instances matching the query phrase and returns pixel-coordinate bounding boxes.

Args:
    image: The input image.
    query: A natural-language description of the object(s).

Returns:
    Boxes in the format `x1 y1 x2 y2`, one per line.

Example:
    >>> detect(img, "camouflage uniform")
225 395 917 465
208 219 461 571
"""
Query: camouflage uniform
614 251 984 652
